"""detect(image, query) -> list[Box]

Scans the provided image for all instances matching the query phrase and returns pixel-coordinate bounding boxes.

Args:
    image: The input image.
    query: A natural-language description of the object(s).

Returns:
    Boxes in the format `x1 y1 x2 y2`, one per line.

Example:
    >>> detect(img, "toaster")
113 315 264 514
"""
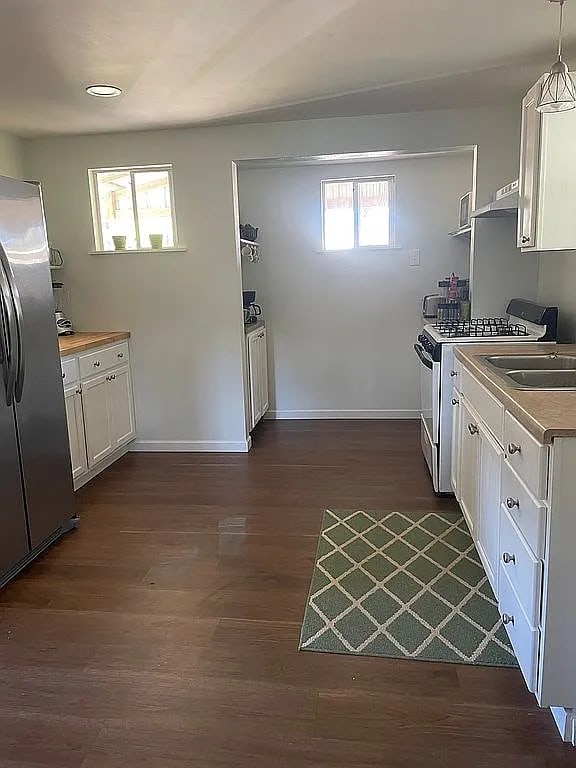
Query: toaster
422 294 443 319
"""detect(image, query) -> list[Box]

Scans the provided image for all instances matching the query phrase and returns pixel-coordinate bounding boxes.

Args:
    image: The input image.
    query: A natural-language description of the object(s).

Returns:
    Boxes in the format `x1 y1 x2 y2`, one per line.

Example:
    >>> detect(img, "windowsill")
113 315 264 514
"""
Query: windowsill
317 245 402 253
90 246 188 255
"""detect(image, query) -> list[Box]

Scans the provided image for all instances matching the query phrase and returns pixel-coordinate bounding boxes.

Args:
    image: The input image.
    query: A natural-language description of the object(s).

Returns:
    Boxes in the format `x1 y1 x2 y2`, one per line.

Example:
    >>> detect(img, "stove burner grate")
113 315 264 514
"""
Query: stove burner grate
433 319 529 339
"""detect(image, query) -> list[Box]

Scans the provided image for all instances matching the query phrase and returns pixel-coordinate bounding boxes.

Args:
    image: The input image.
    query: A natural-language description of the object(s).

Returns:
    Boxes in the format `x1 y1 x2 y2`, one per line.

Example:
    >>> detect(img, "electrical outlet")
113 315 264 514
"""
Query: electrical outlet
408 249 420 267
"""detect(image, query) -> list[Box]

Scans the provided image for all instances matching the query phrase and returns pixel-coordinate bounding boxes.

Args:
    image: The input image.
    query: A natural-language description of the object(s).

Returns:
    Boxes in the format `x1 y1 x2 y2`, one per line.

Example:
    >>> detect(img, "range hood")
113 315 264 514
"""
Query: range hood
472 191 518 219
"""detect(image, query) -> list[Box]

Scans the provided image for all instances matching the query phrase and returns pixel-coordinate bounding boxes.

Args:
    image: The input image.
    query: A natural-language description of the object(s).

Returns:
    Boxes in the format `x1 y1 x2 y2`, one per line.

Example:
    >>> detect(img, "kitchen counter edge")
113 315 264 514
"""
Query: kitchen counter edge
454 343 576 444
59 331 131 357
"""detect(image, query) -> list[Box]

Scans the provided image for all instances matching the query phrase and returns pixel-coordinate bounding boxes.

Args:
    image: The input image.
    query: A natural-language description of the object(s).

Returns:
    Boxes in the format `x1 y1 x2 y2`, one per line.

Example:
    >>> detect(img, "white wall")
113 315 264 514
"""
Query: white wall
240 154 473 417
22 105 536 448
537 253 576 342
0 131 23 179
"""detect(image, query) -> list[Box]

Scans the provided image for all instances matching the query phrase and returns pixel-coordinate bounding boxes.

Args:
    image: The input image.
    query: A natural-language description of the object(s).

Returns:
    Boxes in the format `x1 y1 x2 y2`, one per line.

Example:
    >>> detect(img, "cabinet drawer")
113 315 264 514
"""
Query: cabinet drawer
61 357 79 386
500 505 543 626
501 462 547 558
461 368 504 445
79 342 130 380
499 568 540 693
503 412 548 500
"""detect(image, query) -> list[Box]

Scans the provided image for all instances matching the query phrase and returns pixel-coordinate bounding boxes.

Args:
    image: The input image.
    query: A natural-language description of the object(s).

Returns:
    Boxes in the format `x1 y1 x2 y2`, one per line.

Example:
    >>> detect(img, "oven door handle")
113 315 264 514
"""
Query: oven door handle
414 343 433 370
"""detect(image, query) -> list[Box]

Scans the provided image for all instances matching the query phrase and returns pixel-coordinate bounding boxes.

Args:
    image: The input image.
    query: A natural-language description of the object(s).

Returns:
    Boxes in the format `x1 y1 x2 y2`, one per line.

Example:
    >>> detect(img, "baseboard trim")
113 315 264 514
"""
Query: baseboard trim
550 707 576 744
265 410 420 420
130 440 251 453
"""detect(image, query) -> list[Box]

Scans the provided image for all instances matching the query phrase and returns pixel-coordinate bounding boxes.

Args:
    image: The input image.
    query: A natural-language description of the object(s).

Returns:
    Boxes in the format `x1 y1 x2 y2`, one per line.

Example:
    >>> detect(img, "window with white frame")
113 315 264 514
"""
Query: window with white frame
89 165 178 251
322 176 395 251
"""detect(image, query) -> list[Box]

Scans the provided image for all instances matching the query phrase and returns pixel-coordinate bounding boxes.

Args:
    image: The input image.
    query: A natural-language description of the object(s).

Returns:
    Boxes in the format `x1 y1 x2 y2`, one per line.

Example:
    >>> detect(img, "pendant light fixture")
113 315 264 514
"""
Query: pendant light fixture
537 0 576 112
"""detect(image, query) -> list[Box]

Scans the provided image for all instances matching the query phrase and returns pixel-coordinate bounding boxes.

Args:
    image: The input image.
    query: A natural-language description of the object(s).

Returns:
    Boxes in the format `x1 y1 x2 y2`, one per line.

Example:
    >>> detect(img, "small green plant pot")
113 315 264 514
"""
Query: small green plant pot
112 235 127 250
149 234 164 249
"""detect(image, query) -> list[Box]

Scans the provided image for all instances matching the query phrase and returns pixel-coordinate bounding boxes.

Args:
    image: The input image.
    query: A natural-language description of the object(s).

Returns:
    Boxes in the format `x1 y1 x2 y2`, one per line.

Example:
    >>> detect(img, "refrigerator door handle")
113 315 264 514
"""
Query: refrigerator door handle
0 244 23 405
0 273 11 403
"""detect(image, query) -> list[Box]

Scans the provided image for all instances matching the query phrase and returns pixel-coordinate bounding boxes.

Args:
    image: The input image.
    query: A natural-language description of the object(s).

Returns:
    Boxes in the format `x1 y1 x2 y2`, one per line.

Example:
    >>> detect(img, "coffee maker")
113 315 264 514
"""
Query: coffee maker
243 290 262 326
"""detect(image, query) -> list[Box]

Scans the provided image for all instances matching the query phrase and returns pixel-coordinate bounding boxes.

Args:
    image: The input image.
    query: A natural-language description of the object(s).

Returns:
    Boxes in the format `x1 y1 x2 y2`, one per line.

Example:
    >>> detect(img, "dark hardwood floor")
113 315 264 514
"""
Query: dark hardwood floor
0 420 574 767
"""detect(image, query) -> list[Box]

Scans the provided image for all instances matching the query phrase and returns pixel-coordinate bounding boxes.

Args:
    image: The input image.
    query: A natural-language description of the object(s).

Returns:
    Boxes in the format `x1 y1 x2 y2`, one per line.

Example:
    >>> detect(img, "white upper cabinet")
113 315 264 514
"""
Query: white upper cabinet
519 76 576 251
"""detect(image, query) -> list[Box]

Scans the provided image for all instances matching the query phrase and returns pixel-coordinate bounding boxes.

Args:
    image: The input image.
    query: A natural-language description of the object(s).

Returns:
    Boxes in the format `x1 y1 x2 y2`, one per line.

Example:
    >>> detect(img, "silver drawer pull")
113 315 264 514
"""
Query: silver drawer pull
506 497 520 509
450 370 458 377
507 443 521 455
62 372 65 379
93 361 101 367
502 613 515 626
502 552 516 565
117 352 124 358
452 398 459 406
467 423 479 436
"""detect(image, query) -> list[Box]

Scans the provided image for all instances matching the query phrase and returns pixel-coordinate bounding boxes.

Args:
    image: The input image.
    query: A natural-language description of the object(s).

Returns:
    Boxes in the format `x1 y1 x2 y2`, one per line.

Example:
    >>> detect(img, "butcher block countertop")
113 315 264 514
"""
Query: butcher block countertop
455 343 576 444
59 331 130 357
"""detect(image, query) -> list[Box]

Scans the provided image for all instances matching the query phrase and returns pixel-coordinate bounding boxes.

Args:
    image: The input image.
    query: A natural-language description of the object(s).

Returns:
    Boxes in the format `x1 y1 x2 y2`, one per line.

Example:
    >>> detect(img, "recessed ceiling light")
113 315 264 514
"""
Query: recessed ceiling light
86 84 122 98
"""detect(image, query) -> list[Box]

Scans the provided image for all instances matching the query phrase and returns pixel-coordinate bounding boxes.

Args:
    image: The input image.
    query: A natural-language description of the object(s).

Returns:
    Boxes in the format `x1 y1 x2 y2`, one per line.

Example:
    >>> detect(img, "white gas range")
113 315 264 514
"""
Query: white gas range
414 300 558 494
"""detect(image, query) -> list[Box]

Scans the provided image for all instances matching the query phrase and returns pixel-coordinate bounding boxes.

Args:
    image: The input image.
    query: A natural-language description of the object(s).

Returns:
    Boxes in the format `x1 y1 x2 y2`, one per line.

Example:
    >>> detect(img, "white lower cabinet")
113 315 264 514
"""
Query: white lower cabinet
247 326 269 431
61 342 136 488
498 566 540 693
458 398 480 536
477 423 503 594
450 388 462 500
64 384 88 480
455 356 576 744
82 373 114 467
456 396 501 596
108 366 136 448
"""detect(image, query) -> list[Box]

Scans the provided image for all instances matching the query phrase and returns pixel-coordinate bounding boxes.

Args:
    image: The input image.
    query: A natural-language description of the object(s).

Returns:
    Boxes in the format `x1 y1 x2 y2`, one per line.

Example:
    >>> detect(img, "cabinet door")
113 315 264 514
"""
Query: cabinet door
477 423 504 595
450 388 462 500
259 329 269 417
518 80 542 249
64 384 88 480
459 399 480 536
108 366 136 447
81 373 113 468
247 332 262 430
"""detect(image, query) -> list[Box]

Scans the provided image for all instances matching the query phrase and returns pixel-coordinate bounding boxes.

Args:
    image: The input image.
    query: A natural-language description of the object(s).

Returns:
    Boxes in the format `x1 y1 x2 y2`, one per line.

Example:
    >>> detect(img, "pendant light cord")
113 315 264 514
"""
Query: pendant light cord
558 0 565 61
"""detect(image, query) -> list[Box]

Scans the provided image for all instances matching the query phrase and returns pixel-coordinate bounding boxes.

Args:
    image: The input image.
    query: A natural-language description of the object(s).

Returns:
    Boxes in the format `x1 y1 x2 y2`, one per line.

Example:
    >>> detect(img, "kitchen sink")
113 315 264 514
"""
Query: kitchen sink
504 369 576 390
479 353 576 390
484 354 576 371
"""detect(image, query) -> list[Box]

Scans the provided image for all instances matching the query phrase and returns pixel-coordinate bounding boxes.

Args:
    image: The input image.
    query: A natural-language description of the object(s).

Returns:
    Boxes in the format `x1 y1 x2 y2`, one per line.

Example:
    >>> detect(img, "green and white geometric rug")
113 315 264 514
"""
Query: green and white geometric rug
300 509 518 667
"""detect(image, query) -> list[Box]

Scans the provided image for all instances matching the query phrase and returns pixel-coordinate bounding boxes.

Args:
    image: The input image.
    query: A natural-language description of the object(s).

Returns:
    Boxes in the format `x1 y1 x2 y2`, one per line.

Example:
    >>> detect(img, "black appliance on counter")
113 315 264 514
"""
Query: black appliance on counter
243 290 262 326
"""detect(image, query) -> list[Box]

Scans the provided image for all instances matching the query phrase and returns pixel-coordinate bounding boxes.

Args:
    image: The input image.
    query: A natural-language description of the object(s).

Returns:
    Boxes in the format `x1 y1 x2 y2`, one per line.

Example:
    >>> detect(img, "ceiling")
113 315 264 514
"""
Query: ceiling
1 0 575 136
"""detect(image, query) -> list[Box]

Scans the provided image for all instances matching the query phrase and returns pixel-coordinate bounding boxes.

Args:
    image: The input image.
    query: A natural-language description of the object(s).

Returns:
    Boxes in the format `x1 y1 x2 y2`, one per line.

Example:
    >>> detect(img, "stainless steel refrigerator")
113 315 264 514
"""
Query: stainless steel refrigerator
0 176 76 589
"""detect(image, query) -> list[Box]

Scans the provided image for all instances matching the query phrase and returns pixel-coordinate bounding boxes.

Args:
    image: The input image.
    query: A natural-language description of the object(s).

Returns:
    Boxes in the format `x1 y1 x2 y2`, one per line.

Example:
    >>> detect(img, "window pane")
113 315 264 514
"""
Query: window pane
358 179 391 247
323 181 354 250
134 171 174 248
96 171 137 250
